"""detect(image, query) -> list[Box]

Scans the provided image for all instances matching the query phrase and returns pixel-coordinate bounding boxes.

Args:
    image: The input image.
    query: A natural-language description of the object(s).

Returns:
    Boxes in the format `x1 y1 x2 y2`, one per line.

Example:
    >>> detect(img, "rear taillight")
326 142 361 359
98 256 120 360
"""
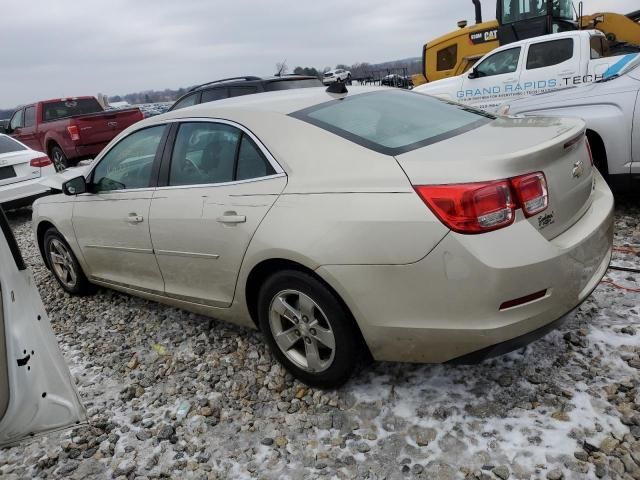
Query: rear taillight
67 125 80 141
585 138 594 166
30 156 52 168
510 172 548 217
414 172 548 234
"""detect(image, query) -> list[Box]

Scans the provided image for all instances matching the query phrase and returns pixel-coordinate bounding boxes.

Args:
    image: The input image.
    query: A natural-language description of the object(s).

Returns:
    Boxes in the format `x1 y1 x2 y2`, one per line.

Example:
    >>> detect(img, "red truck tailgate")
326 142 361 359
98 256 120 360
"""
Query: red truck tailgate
71 108 143 146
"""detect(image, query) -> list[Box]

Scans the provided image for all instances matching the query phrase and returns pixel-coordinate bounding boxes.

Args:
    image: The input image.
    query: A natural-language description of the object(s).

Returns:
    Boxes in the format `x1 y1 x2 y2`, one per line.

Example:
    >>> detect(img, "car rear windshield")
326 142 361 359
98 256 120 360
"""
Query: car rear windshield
264 79 323 91
290 90 493 155
0 135 27 154
43 98 103 122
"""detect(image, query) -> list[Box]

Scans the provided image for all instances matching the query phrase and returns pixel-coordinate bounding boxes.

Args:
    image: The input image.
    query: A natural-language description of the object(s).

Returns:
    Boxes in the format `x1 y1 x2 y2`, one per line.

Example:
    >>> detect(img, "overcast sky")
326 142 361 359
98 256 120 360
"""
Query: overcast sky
0 0 636 109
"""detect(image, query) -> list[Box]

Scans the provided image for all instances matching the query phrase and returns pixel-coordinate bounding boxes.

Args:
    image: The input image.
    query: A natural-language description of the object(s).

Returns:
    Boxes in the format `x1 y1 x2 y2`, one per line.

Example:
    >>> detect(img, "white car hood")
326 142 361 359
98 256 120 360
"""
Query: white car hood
413 77 463 100
38 163 92 191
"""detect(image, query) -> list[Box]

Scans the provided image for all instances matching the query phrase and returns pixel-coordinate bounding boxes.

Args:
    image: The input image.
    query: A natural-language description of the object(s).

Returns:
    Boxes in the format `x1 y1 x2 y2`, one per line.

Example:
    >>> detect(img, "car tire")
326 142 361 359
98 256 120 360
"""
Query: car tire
43 228 94 295
50 145 68 172
257 270 360 388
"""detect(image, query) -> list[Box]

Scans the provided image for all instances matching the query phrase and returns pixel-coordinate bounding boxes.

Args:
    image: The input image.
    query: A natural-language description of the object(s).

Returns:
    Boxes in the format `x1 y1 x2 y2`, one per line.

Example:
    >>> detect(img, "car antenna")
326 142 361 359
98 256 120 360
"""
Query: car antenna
326 82 348 97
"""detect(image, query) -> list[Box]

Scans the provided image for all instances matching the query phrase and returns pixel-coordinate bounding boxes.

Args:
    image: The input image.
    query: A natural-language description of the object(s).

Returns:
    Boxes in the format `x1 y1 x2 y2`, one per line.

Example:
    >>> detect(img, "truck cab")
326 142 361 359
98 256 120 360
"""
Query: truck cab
416 30 627 112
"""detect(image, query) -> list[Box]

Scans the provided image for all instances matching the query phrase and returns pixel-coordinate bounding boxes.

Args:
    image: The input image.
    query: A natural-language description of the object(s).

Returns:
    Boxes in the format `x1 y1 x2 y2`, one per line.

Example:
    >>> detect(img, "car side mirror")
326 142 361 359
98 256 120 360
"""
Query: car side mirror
468 68 479 79
62 176 87 196
0 121 9 134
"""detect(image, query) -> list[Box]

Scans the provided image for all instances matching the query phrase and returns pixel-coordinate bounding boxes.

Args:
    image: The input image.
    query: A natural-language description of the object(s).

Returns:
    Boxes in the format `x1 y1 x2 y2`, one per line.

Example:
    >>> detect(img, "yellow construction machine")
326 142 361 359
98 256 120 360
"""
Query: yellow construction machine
415 1 640 85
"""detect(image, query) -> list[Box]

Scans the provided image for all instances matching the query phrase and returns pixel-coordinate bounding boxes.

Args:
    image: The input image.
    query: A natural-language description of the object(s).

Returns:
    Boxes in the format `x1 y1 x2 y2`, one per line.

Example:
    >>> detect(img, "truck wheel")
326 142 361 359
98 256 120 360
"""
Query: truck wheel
50 146 68 172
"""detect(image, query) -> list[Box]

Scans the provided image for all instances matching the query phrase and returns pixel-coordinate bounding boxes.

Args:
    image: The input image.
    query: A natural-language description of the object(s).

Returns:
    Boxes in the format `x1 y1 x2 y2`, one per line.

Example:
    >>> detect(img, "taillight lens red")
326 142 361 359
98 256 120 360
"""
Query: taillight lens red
510 172 548 217
415 171 548 234
30 155 53 168
67 125 80 141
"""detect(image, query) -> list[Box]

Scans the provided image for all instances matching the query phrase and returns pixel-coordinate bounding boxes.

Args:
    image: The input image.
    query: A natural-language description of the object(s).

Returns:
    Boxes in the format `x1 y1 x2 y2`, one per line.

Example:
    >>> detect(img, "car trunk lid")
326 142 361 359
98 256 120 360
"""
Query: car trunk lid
0 152 41 187
396 116 594 240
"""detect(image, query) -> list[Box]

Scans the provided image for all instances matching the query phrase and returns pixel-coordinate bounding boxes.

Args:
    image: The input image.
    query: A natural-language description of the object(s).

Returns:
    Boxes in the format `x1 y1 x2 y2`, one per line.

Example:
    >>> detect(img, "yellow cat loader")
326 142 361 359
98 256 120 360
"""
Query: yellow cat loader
416 1 640 85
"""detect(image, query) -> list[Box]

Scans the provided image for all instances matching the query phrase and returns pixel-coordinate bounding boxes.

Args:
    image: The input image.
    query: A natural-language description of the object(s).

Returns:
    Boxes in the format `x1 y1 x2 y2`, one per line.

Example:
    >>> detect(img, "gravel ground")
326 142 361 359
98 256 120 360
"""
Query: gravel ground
1 199 639 480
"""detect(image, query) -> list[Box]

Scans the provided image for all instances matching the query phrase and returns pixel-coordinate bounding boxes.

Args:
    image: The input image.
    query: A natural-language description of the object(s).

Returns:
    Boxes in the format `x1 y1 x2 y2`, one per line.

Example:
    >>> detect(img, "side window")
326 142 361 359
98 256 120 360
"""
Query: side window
23 106 36 128
526 39 573 70
92 125 165 192
437 44 458 71
171 93 199 111
236 135 275 181
10 109 24 130
228 87 258 98
169 123 240 186
589 36 606 60
201 88 228 103
475 47 521 77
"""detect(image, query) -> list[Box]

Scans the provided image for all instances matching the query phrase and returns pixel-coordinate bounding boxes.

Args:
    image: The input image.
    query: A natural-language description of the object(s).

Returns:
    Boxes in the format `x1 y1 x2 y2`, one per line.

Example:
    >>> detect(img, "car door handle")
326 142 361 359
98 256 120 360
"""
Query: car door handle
502 77 517 83
126 214 144 224
217 213 246 224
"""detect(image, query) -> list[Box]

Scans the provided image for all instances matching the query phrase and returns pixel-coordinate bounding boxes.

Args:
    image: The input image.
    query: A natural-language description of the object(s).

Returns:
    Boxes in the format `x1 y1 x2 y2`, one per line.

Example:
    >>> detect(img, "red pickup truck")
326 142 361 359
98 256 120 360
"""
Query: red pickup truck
1 97 143 171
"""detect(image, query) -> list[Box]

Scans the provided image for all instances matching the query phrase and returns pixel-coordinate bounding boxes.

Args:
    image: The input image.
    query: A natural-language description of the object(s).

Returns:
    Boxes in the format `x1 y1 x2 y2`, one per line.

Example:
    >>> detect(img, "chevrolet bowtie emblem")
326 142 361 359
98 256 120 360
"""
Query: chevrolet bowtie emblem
572 160 584 179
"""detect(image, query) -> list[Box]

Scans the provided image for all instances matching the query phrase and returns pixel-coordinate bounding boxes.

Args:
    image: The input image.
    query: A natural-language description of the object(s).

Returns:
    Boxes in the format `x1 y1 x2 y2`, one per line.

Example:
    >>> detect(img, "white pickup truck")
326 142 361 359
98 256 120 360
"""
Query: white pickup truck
415 30 630 112
500 53 640 193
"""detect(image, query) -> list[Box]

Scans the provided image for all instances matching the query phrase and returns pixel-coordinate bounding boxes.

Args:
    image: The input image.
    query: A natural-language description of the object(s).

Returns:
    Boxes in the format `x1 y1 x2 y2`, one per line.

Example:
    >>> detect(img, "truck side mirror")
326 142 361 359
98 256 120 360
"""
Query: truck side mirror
0 121 9 134
62 176 87 196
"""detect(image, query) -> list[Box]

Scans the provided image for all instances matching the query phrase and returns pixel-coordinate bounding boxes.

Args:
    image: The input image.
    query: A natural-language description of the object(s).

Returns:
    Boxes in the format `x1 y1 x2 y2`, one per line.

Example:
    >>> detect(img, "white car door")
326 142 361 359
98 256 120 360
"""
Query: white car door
459 46 523 111
521 37 580 91
149 121 286 307
0 208 85 446
71 125 168 293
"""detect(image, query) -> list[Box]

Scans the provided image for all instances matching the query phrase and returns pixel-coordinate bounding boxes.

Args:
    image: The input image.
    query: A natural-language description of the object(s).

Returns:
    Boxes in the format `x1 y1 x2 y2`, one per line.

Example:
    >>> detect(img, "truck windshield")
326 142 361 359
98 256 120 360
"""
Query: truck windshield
290 90 493 155
43 98 103 122
501 0 573 24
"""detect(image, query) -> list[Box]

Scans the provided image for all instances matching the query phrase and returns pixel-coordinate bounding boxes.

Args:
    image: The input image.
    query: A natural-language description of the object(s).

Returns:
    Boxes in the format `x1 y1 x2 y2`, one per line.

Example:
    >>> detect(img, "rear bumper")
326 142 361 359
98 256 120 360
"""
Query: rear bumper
0 175 53 206
316 171 614 363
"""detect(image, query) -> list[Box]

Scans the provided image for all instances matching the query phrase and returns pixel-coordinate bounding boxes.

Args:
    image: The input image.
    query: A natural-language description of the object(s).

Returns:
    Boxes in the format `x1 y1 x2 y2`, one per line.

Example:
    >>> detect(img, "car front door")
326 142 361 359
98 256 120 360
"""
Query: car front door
149 120 286 307
71 124 168 292
459 46 522 111
0 208 85 446
7 108 25 143
17 105 40 151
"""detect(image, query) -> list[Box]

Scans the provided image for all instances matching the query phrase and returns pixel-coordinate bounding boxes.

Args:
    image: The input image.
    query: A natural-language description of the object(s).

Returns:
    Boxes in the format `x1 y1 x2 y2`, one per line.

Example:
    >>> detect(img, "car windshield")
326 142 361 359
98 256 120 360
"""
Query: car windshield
291 90 493 155
0 135 27 154
265 79 323 91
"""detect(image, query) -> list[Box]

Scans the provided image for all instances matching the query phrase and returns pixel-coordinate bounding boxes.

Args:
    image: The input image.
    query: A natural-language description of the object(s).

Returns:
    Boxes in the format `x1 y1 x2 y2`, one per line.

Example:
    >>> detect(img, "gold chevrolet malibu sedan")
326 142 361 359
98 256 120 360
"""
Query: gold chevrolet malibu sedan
32 86 613 387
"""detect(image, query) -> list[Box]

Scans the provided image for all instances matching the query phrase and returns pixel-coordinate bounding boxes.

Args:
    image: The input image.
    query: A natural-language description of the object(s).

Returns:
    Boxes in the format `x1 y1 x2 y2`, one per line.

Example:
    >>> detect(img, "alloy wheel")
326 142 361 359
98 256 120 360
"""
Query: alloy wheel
52 150 66 172
269 289 336 373
48 239 77 288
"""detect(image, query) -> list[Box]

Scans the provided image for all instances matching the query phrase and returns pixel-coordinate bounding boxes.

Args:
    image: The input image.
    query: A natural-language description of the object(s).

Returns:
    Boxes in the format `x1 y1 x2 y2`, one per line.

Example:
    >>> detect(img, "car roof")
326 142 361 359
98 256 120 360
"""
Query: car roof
152 86 382 121
188 75 320 93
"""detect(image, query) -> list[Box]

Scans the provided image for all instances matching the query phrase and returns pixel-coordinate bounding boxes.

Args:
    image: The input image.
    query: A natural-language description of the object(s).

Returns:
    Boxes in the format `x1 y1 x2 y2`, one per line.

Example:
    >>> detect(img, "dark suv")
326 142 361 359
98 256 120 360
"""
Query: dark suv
169 75 323 111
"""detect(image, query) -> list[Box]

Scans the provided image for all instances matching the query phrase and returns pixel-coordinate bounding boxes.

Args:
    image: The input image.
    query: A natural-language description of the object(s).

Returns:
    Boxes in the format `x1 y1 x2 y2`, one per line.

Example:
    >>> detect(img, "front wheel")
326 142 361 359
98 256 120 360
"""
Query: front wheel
43 228 94 295
257 270 360 388
50 145 68 172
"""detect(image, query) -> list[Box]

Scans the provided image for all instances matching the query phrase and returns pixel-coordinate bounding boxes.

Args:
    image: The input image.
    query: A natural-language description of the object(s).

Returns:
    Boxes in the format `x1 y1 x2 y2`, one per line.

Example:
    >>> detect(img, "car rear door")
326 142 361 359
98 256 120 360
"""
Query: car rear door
522 37 579 91
0 207 85 446
71 124 168 293
149 120 286 307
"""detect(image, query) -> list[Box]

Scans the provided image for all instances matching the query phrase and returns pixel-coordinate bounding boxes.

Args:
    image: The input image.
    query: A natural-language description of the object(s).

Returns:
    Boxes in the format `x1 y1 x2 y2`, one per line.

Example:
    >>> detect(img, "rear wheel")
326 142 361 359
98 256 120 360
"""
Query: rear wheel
50 145 68 172
43 228 94 295
257 270 360 388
